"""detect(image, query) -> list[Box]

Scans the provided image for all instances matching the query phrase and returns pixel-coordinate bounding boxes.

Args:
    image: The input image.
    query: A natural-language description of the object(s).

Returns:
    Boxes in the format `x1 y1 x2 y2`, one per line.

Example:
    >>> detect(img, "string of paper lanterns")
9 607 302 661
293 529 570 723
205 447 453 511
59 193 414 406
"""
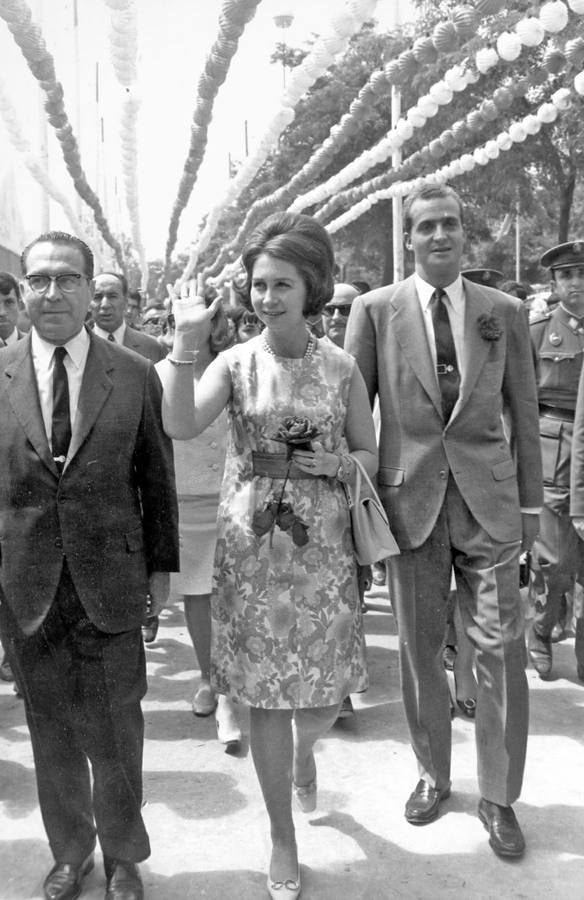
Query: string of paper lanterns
0 73 92 247
325 75 579 235
103 0 147 287
178 0 379 283
164 0 262 276
0 0 124 267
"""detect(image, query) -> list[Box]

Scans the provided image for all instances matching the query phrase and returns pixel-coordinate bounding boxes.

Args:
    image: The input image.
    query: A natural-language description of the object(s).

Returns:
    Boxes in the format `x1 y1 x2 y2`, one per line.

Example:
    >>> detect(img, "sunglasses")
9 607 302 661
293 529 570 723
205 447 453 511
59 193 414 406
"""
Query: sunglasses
322 305 353 318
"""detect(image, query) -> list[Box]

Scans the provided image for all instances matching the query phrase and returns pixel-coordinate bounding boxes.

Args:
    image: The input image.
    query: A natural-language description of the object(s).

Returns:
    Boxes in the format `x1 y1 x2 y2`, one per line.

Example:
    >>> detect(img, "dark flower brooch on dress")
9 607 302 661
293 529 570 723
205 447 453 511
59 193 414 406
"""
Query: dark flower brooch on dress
251 416 320 548
477 313 503 341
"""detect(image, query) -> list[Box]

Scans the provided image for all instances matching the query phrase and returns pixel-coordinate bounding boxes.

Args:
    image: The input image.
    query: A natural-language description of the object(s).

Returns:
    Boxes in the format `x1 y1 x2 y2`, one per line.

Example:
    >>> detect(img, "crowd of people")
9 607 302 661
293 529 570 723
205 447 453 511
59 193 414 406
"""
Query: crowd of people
1 184 584 900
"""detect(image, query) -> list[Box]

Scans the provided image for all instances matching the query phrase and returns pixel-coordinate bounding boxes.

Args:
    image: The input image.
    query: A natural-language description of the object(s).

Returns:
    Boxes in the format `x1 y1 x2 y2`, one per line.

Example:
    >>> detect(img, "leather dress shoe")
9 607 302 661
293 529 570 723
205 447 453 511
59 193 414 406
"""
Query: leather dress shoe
141 615 159 644
104 860 143 900
43 852 94 900
478 798 525 858
405 779 451 825
528 624 552 680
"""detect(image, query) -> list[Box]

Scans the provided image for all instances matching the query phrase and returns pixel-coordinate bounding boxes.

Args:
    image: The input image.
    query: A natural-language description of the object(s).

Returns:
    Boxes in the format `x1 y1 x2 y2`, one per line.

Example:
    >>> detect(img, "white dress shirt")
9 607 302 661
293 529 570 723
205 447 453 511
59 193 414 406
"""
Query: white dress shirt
2 327 20 346
31 326 90 458
414 272 466 373
94 321 126 344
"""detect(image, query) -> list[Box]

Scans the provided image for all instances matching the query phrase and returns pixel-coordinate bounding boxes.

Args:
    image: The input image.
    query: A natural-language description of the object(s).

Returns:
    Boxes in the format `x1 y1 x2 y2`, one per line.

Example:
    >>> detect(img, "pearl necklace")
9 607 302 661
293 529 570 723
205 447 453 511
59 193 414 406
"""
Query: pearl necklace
262 332 317 362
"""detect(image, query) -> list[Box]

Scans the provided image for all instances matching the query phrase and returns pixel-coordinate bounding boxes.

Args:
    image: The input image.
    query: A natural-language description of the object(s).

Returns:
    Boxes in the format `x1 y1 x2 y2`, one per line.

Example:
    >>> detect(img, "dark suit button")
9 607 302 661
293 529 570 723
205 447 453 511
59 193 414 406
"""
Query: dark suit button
54 537 63 549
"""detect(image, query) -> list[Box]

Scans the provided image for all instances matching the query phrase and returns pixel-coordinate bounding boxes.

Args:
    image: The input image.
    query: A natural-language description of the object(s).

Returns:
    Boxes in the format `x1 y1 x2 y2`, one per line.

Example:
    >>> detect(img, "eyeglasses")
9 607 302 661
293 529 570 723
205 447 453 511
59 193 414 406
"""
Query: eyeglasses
322 305 353 318
25 273 85 294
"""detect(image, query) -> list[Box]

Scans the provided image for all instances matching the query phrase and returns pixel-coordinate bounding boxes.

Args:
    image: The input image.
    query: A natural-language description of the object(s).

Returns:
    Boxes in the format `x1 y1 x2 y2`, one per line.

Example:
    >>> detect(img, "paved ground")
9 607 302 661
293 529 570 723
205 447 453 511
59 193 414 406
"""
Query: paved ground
1 585 584 899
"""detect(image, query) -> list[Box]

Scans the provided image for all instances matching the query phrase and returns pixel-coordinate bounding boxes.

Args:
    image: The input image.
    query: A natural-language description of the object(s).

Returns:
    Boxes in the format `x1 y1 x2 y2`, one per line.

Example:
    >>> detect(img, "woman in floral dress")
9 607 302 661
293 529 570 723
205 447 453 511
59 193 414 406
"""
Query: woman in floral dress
162 212 377 900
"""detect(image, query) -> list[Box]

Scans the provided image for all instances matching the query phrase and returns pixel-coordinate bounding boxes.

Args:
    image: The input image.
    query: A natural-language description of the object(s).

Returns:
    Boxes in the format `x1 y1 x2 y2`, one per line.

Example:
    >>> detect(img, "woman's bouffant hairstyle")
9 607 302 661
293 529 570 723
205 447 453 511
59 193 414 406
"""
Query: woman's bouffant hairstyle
241 212 335 317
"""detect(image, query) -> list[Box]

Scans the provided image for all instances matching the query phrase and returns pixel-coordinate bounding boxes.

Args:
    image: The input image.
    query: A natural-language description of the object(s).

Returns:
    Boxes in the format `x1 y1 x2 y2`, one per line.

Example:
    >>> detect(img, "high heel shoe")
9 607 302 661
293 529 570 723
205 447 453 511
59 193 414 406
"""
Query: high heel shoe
215 695 242 754
292 779 317 813
267 871 301 899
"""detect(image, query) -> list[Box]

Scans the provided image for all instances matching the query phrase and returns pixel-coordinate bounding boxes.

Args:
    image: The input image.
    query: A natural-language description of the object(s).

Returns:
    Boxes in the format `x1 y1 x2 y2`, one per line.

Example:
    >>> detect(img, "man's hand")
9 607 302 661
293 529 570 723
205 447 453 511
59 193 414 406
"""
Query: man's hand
521 513 540 552
572 516 584 541
148 571 170 616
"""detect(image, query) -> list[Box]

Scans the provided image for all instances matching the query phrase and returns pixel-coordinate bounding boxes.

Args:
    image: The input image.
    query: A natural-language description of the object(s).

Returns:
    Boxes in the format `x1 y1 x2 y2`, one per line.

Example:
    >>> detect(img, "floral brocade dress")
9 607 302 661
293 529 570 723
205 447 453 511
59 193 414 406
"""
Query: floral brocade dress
209 334 368 709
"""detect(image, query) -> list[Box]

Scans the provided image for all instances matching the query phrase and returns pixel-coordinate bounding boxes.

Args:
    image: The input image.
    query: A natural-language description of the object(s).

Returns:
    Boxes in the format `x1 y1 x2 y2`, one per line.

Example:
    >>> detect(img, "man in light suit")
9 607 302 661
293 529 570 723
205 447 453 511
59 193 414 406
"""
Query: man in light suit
345 184 542 858
0 232 179 899
91 271 166 363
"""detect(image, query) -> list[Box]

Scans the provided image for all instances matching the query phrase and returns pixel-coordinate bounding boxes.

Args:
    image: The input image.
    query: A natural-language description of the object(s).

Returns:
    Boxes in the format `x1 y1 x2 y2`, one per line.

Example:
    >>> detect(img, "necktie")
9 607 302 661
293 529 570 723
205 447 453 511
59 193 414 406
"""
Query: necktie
51 346 71 470
430 288 460 421
107 332 116 342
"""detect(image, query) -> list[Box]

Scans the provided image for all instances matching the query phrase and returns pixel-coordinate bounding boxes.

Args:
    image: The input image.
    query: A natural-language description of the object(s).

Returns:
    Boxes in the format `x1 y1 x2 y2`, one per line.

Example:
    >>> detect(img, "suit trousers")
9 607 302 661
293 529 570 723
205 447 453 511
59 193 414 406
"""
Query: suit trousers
388 477 528 806
0 562 150 865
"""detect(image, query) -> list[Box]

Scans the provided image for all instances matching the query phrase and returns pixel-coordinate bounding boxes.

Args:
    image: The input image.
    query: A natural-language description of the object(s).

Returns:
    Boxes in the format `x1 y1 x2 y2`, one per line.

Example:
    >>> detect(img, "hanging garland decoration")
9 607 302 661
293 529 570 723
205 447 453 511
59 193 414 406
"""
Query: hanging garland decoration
325 80 577 235
315 65 552 225
164 0 263 277
0 0 124 268
0 73 92 246
289 0 578 216
179 0 380 284
202 58 395 278
103 0 148 288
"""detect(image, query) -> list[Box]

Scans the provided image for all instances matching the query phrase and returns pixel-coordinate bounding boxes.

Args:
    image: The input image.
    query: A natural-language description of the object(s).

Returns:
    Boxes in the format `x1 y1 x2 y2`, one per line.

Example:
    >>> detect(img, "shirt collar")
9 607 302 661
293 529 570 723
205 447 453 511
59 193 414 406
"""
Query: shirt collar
414 272 465 311
31 325 90 370
94 321 126 343
3 326 19 345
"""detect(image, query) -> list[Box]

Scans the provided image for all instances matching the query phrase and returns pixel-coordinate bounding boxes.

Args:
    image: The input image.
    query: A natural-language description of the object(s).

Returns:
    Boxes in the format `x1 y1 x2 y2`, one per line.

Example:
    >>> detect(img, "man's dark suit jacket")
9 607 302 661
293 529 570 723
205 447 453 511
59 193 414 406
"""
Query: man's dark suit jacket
0 328 179 636
122 326 166 362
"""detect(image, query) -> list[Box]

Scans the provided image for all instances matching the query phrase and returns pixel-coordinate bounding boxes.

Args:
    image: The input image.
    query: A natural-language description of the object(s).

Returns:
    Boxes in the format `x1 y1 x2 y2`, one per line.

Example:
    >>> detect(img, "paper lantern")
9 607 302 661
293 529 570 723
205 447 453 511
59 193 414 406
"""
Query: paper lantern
543 46 566 73
432 21 459 53
464 67 481 84
452 120 469 141
429 139 446 159
575 71 584 94
515 16 545 45
417 96 439 117
479 99 499 121
331 9 359 37
496 31 522 60
395 119 414 141
537 102 559 123
451 5 478 39
407 108 427 128
485 140 500 159
441 130 458 150
539 1 569 32
384 59 404 85
460 153 475 172
449 159 464 178
523 114 542 134
466 110 484 131
370 70 389 97
412 35 438 64
473 147 489 165
429 82 453 105
475 46 499 73
444 65 467 91
568 0 584 12
398 50 419 80
565 37 584 67
496 132 512 150
509 122 527 142
551 87 572 109
475 0 506 14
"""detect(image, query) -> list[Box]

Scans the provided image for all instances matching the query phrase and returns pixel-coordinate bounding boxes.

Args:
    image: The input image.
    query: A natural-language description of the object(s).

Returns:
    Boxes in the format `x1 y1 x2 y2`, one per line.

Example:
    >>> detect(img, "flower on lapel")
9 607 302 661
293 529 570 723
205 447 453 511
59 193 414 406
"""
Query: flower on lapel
477 313 503 341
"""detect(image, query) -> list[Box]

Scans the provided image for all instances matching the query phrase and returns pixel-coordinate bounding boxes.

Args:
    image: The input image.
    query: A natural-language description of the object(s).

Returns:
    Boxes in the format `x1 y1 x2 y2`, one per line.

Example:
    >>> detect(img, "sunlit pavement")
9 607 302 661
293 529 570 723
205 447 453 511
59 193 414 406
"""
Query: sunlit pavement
1 585 584 899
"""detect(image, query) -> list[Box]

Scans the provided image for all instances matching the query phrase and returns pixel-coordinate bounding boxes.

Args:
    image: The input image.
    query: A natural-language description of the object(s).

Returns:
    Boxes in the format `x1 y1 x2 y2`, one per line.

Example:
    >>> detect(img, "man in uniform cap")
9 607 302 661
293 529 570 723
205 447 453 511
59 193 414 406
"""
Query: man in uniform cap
461 268 505 289
528 240 584 682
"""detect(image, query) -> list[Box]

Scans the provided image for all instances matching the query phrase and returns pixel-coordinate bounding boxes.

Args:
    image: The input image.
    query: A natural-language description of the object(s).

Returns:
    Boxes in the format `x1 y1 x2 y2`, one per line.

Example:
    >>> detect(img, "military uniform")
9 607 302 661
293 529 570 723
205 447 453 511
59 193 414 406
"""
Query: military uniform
529 241 584 679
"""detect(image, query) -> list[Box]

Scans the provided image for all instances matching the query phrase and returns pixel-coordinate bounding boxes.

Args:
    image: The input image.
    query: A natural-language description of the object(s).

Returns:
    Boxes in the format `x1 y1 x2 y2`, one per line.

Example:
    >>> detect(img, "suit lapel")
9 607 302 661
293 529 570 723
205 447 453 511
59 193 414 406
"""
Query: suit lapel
67 333 114 462
456 281 493 414
391 277 442 416
3 335 58 475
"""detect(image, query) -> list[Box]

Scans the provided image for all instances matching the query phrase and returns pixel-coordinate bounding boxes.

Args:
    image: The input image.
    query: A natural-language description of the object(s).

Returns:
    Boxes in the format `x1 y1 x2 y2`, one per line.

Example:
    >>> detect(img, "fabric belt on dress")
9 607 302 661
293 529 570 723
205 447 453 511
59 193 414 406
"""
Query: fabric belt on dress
539 404 575 422
251 451 321 479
